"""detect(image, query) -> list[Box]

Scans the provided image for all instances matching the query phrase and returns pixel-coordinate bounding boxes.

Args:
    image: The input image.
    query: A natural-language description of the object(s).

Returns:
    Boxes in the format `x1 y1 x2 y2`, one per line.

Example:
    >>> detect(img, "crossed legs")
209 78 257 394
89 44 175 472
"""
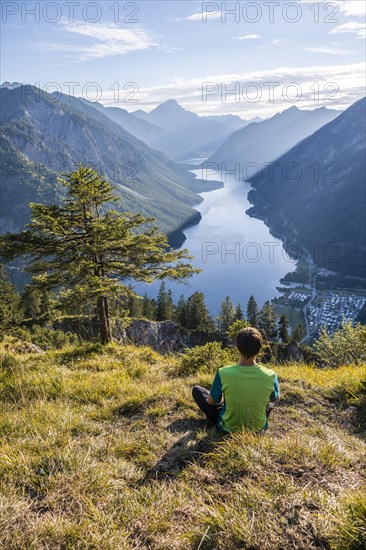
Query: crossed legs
192 385 223 425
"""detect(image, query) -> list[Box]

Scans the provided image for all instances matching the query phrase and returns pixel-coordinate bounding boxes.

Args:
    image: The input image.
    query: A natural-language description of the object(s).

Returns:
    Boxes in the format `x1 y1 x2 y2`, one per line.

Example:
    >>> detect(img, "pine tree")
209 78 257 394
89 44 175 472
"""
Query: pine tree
21 285 42 320
0 166 197 343
259 301 278 341
0 265 23 335
217 296 236 333
128 295 143 318
246 295 259 327
174 294 188 327
142 293 156 320
21 285 55 322
156 282 166 321
156 282 174 321
291 324 306 345
278 314 290 343
186 292 214 332
235 303 244 321
166 290 174 321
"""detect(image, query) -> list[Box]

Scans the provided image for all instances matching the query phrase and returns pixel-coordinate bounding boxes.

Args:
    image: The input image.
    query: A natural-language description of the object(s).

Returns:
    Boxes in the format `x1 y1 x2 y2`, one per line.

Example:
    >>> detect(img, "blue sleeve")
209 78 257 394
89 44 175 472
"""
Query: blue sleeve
270 373 280 402
210 371 223 403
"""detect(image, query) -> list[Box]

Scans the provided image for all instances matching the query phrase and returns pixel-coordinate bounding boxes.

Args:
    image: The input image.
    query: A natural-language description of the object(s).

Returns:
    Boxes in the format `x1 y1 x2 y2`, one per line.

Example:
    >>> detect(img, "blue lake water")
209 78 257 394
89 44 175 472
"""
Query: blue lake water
135 164 296 315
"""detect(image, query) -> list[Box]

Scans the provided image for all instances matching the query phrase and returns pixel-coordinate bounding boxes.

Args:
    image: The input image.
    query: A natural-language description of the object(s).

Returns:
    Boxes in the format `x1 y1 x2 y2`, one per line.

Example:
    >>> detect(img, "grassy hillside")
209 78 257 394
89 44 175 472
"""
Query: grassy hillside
0 341 365 549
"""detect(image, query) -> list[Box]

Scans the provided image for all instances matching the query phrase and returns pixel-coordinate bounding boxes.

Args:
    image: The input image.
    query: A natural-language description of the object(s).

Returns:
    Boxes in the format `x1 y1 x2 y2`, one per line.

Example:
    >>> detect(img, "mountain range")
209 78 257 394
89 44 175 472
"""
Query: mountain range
1 82 364 280
0 85 221 244
133 99 250 155
246 97 366 279
77 99 194 161
206 105 341 177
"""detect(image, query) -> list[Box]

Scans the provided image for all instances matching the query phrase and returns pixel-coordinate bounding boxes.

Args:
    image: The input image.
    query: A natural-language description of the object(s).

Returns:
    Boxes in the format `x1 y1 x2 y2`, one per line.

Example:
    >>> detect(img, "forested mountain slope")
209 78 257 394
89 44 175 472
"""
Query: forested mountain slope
0 85 219 241
247 97 366 279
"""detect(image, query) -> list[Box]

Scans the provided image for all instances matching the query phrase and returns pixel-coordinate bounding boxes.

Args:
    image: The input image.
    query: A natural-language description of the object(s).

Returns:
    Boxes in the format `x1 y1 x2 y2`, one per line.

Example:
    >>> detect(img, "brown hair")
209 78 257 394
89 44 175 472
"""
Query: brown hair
236 327 263 358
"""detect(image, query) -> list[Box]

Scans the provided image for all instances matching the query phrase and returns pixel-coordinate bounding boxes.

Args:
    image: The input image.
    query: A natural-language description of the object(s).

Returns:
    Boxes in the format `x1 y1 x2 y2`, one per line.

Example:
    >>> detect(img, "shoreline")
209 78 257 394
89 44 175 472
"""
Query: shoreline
168 173 224 249
167 211 202 249
245 188 314 276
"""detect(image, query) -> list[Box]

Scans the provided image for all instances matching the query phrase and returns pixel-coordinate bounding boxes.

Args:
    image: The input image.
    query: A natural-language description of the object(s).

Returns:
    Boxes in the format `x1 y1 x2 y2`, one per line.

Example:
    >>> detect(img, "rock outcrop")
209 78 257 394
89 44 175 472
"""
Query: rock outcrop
4 341 44 354
121 319 221 353
59 317 221 354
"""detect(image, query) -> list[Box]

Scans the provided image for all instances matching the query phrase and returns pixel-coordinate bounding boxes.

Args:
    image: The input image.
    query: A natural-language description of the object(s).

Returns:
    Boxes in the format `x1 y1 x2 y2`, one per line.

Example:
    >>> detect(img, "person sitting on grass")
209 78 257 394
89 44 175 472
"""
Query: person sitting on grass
192 327 280 433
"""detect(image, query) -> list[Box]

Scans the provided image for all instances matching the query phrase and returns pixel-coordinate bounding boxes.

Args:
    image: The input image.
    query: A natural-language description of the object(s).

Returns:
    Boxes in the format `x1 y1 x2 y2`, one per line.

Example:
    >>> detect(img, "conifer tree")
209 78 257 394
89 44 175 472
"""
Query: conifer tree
21 285 42 320
0 166 197 343
259 301 278 341
156 282 174 321
166 289 174 321
174 294 188 327
156 282 167 321
21 285 55 322
127 295 143 318
142 293 156 320
0 265 23 335
278 314 290 343
235 303 244 321
186 292 214 332
291 324 306 345
246 295 259 327
217 296 236 333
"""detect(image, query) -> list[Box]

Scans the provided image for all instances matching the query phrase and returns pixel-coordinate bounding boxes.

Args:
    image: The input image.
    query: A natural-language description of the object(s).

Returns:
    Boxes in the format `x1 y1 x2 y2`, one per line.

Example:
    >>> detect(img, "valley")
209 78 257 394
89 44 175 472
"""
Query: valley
1 84 365 336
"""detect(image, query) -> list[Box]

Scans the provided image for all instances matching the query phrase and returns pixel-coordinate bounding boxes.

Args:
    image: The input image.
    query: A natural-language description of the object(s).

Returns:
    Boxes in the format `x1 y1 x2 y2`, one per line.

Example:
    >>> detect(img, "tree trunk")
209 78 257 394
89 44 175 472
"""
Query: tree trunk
103 296 112 341
97 296 112 343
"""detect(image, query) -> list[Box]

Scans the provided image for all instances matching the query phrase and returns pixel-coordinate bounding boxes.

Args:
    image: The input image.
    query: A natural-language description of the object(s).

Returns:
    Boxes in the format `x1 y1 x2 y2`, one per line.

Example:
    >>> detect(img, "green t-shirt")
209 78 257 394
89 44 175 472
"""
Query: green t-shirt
210 364 280 433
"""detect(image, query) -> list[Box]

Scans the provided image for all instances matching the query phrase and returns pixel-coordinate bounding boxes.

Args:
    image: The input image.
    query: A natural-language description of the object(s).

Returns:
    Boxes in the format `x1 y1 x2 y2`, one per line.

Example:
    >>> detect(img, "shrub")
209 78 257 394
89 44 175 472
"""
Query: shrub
227 319 250 341
314 322 366 367
10 325 80 350
178 342 235 376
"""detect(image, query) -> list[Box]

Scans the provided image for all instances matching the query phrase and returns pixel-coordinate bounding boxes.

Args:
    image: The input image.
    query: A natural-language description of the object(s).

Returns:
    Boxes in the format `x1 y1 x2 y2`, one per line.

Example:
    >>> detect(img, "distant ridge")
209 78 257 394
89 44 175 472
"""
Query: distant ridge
1 82 23 90
206 105 342 174
132 99 248 155
74 97 193 161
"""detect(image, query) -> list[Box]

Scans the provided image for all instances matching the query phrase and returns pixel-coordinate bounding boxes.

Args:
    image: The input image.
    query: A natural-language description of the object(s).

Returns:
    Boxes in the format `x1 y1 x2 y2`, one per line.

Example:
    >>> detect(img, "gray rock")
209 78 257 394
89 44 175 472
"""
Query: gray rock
59 317 221 354
4 341 44 354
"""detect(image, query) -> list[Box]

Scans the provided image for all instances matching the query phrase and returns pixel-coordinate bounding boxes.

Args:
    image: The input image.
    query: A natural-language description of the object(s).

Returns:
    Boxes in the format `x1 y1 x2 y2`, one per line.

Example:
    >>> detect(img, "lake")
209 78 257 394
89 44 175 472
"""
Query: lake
136 161 296 315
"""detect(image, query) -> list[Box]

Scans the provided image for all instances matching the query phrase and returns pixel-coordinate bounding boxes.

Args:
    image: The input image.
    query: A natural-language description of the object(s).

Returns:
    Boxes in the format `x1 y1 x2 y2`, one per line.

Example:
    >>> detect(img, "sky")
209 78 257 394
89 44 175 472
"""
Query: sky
1 0 365 118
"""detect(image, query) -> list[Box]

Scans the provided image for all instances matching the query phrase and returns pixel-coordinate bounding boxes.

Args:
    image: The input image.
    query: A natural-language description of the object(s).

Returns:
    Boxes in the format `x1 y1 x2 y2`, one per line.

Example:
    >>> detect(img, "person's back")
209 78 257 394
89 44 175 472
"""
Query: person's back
192 327 280 433
213 362 278 432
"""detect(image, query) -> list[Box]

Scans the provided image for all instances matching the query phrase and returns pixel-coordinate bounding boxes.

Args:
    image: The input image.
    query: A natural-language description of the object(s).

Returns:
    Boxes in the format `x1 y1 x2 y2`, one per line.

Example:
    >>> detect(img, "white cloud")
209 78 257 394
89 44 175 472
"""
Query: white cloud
337 1 366 18
35 20 160 61
330 22 366 39
303 46 355 55
259 38 286 48
300 0 365 18
99 62 365 118
185 10 222 21
236 34 261 40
